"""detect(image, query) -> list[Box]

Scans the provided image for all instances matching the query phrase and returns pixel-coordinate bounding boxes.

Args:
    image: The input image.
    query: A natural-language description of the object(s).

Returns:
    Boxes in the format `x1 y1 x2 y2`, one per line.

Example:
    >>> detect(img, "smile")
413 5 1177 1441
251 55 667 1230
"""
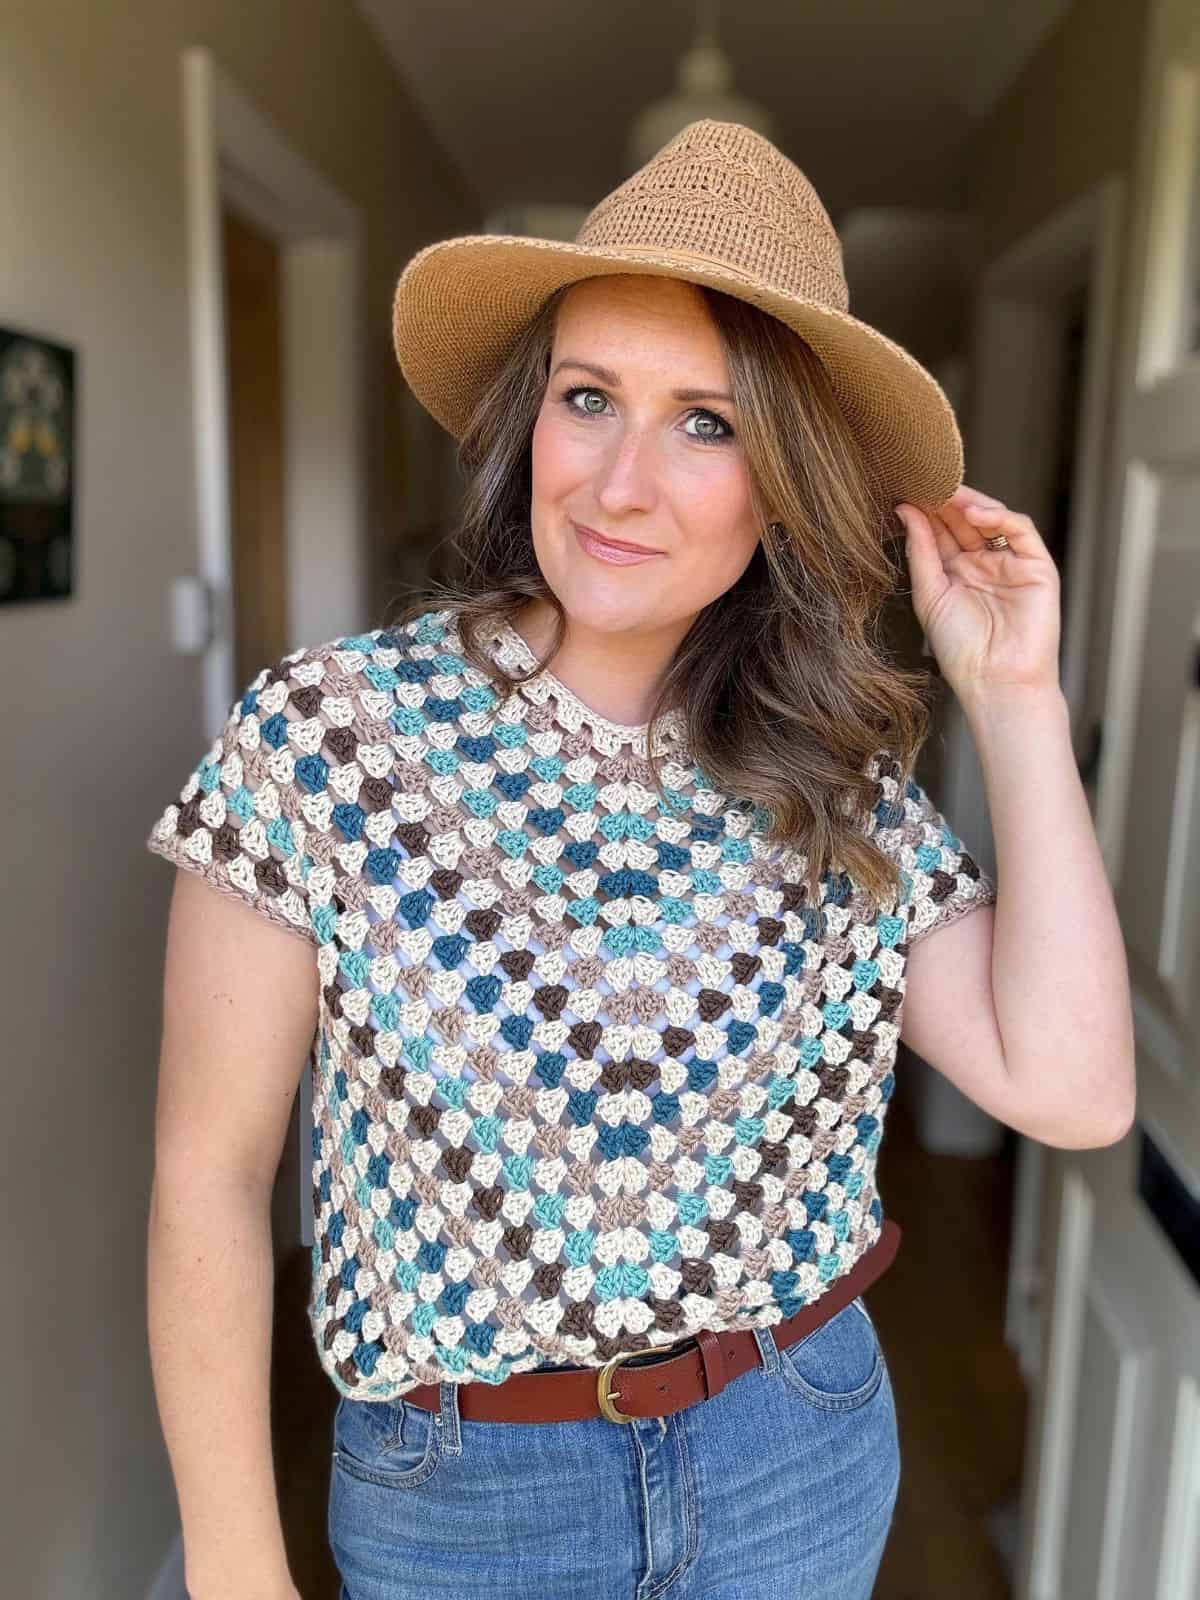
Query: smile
571 521 665 566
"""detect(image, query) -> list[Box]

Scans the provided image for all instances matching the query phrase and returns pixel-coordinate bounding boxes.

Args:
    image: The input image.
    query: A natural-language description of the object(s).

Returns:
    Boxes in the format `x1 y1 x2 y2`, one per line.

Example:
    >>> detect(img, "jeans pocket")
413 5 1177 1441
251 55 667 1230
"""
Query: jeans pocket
331 1392 442 1488
775 1295 885 1413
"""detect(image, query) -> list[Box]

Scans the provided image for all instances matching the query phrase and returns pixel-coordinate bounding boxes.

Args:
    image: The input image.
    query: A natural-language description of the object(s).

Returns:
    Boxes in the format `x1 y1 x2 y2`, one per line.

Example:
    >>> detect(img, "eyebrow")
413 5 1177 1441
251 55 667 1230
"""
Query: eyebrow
550 358 735 406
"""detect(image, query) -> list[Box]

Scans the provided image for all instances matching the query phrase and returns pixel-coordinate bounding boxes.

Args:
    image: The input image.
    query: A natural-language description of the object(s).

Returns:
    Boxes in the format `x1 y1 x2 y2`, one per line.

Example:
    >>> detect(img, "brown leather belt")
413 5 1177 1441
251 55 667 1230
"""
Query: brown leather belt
402 1218 900 1425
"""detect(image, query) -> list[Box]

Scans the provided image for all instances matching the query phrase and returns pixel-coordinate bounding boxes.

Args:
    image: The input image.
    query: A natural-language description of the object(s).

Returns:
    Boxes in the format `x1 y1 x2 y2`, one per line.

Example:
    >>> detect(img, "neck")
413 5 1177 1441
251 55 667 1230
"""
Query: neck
513 597 691 728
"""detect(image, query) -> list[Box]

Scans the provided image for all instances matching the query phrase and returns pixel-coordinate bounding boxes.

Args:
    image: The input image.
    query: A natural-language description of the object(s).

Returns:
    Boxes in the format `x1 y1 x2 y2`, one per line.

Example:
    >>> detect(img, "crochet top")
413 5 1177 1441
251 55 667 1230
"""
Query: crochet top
145 606 997 1402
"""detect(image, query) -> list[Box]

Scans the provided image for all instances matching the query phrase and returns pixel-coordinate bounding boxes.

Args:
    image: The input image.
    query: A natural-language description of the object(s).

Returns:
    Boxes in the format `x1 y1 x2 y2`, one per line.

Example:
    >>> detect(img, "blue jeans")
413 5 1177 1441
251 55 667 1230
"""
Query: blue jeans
327 1295 901 1599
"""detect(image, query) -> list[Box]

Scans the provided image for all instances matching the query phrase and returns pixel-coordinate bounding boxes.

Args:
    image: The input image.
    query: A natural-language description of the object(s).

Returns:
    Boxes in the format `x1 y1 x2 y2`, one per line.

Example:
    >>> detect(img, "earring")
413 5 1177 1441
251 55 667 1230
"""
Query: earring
765 521 786 538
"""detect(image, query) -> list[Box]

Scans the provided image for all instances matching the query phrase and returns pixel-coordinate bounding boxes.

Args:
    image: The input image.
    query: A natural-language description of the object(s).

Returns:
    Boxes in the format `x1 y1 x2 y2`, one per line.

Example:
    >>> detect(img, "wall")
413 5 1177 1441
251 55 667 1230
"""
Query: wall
0 4 475 1594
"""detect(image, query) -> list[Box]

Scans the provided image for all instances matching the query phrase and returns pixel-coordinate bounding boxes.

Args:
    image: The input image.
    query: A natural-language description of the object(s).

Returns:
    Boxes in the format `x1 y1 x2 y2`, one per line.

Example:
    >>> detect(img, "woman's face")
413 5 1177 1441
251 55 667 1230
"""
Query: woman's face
529 274 763 640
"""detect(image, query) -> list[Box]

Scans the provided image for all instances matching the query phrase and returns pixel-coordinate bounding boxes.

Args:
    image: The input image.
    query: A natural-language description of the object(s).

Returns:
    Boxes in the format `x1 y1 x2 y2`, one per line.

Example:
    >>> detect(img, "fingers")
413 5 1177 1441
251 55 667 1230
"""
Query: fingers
915 500 969 562
948 484 1004 509
899 487 1036 560
940 485 1032 554
943 489 1002 550
899 486 1002 556
962 504 1039 548
930 504 970 560
895 504 945 603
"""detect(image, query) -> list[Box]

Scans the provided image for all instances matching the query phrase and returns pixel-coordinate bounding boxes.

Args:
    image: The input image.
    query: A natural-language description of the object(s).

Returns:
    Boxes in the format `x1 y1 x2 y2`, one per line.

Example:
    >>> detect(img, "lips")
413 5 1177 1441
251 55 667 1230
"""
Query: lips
572 521 665 567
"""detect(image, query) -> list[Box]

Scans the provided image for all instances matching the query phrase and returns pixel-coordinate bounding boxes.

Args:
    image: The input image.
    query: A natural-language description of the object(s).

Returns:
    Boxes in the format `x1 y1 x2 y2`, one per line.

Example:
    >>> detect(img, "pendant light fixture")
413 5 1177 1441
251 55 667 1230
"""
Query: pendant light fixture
628 0 774 168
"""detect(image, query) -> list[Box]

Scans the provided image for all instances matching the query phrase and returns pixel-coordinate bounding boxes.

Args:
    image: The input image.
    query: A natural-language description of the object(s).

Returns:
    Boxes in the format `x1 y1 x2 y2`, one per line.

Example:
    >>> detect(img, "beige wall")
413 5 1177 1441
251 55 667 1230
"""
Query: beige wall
1 4 475 1595
967 0 1150 264
964 0 1153 734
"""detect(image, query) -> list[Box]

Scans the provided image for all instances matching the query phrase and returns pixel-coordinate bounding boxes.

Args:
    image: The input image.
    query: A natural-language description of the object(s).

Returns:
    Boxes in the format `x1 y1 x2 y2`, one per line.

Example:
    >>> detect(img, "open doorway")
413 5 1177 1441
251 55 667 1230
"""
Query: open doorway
180 44 368 747
873 177 1127 1597
223 204 288 686
948 176 1125 1394
181 45 370 1263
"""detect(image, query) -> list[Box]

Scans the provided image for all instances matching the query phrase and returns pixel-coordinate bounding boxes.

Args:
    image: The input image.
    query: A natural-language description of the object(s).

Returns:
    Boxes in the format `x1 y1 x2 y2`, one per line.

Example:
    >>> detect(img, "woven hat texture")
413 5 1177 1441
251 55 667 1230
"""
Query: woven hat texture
392 117 963 516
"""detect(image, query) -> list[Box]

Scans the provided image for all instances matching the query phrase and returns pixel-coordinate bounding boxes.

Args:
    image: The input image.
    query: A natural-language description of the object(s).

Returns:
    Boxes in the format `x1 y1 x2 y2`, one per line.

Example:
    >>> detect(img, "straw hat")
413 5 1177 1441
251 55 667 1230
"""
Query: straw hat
391 118 963 517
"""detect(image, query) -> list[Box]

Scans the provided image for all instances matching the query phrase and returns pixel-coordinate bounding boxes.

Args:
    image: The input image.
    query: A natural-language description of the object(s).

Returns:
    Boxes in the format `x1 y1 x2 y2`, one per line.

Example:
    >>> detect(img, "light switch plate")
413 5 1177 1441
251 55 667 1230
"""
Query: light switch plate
169 575 213 654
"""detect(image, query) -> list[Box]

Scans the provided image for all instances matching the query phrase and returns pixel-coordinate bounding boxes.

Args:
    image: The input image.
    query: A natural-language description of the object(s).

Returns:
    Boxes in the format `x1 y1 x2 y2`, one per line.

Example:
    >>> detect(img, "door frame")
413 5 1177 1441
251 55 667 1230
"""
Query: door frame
181 46 367 1257
941 176 1126 1382
180 45 368 742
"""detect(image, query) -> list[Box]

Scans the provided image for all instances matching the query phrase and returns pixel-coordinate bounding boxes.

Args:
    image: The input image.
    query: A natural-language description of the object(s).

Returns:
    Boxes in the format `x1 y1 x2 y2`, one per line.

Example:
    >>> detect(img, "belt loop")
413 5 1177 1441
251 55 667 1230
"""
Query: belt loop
437 1378 463 1456
693 1328 730 1400
751 1323 781 1375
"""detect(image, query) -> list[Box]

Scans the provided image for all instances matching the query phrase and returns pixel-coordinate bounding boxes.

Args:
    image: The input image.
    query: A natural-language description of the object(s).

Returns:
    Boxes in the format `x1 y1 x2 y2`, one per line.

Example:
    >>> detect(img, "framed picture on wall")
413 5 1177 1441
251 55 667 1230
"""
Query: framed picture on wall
0 326 76 604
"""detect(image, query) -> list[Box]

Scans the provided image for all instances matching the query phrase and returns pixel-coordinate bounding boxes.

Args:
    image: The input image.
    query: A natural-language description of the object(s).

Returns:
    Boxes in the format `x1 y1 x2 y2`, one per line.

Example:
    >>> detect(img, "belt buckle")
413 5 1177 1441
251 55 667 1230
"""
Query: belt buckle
596 1332 695 1423
596 1348 641 1423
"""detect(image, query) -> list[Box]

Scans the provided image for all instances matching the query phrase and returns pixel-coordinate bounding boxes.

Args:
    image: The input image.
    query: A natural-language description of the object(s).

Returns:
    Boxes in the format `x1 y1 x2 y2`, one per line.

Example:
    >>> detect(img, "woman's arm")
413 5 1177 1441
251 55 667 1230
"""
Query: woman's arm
900 684 1136 1146
147 868 318 1600
894 486 1136 1147
148 1173 299 1599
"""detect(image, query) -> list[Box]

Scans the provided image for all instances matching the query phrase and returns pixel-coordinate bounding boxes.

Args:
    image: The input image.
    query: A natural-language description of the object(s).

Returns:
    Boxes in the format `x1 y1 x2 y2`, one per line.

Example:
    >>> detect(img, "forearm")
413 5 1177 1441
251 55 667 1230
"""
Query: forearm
962 683 1137 1141
147 1170 294 1598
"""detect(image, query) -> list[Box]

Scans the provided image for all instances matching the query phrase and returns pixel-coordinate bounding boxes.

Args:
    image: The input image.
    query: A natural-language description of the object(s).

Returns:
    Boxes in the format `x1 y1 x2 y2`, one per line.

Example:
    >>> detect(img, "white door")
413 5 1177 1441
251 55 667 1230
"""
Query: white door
1015 0 1200 1595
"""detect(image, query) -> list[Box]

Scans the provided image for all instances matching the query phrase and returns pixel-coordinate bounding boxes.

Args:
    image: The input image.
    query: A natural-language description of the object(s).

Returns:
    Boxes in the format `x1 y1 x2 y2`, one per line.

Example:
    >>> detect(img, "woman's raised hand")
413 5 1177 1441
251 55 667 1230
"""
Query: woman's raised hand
895 485 1063 705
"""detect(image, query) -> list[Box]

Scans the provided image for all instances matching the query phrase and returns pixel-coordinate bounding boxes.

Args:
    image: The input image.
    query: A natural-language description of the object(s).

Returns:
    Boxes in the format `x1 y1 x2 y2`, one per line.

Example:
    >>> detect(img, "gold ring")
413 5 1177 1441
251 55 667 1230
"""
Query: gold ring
984 534 1010 551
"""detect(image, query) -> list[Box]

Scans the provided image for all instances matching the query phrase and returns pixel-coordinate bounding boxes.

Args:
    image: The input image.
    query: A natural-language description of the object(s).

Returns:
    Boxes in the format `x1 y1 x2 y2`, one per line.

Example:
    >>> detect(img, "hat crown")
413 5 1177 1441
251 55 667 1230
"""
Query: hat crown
574 118 849 315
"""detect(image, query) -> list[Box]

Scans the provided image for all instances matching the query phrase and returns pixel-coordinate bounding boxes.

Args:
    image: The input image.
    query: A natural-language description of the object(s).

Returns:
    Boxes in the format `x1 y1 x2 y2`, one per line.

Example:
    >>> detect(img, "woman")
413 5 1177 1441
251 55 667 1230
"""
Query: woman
145 120 1135 1600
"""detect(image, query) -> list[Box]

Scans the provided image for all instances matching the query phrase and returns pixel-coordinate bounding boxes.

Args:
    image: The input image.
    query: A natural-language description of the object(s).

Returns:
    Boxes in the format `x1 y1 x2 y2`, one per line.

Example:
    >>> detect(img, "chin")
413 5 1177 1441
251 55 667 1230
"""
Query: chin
548 568 679 637
561 589 655 636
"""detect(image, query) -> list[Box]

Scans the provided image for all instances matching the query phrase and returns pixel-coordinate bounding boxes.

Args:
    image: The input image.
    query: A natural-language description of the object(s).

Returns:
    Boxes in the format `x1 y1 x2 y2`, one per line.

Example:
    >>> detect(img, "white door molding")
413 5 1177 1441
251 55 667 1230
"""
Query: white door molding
1015 0 1200 1588
180 47 369 1270
180 45 368 741
949 176 1126 1376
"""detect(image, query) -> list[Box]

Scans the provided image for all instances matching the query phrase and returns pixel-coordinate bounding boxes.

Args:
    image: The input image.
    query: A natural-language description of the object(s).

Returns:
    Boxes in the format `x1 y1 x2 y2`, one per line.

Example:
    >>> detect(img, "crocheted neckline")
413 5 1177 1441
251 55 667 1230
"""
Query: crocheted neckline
488 617 688 757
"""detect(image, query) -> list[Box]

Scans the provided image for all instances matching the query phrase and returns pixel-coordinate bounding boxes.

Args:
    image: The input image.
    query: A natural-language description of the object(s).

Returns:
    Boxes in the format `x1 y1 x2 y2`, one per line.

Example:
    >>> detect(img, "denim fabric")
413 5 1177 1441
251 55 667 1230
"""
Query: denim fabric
327 1294 901 1599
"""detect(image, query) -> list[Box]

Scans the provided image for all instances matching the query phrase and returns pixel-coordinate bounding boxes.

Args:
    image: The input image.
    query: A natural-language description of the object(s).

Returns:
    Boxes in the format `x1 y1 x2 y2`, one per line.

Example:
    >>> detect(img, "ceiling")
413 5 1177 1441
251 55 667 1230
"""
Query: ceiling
355 0 1069 228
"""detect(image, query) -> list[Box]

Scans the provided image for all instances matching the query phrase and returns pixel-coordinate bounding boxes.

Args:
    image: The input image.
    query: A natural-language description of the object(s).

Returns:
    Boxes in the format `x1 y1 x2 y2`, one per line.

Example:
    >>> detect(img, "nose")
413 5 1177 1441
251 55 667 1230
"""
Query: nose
592 421 659 519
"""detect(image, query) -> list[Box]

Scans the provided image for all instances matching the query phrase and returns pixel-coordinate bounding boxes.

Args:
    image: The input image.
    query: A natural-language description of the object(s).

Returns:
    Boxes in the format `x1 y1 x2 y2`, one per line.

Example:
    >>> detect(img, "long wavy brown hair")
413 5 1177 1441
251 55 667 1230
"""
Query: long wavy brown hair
384 276 939 909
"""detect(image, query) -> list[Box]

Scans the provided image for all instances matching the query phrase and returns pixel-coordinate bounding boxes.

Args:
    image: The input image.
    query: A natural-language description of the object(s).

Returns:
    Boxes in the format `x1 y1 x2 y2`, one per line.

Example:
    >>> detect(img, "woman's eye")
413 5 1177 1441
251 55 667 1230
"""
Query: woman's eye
683 409 733 444
564 387 610 416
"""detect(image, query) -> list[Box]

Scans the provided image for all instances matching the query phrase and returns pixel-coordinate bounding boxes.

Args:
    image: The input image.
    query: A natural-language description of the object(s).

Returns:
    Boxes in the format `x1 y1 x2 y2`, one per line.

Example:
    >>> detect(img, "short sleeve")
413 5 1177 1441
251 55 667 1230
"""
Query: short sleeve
145 655 320 945
866 751 997 945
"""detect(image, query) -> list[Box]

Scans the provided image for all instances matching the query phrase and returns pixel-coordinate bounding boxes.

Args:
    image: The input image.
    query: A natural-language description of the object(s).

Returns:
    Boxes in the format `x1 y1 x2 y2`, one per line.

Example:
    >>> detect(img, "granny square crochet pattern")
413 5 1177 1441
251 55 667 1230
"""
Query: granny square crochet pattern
145 607 997 1401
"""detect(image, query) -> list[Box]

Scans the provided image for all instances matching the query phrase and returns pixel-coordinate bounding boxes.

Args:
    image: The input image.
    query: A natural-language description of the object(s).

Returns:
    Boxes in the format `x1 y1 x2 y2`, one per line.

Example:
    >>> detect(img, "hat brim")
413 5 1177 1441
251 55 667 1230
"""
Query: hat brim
392 234 963 515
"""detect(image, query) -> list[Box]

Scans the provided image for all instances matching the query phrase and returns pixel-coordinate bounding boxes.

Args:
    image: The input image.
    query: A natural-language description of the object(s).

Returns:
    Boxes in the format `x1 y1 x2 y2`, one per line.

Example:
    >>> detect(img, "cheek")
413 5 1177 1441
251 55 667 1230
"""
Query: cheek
530 410 587 503
529 413 581 589
678 467 760 578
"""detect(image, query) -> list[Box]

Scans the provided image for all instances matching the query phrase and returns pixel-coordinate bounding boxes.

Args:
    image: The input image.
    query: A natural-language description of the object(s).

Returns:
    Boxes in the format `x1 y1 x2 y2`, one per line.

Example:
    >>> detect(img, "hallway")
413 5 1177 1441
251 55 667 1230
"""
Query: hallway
873 1072 1025 1597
